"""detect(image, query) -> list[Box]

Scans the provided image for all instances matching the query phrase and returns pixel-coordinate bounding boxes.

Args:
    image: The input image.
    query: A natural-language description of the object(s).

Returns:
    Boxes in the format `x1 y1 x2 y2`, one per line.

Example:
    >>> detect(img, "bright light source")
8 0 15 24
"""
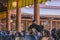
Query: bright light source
11 20 13 22
29 5 31 7
26 6 29 8
12 2 17 7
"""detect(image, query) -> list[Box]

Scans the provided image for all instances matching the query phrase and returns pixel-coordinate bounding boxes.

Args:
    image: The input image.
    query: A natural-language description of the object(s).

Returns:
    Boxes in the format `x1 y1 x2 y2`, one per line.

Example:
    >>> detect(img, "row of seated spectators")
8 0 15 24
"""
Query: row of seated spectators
0 20 60 40
0 28 60 40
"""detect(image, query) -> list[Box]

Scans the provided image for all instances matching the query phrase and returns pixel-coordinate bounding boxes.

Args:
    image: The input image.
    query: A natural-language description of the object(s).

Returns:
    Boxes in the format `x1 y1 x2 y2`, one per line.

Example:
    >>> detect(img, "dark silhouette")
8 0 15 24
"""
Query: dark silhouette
51 28 57 40
28 20 44 32
56 29 60 40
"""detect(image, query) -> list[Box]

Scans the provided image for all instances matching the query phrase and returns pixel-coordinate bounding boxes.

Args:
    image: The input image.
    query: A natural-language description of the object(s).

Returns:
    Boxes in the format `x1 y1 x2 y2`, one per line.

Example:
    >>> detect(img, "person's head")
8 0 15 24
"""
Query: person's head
28 29 34 35
43 30 50 37
32 28 36 32
32 20 36 24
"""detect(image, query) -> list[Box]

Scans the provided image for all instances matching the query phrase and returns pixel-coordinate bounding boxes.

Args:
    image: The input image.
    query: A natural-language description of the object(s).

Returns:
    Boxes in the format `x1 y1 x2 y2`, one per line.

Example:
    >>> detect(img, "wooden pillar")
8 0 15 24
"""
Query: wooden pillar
6 10 11 31
6 0 12 31
50 19 52 30
56 21 57 29
34 0 40 25
25 21 28 30
0 19 1 31
16 0 21 32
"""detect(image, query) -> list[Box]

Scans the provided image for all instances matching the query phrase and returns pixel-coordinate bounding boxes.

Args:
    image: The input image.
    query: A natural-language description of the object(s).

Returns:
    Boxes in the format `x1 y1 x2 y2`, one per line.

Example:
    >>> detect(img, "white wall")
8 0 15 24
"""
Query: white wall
21 7 60 15
21 0 60 15
46 0 60 6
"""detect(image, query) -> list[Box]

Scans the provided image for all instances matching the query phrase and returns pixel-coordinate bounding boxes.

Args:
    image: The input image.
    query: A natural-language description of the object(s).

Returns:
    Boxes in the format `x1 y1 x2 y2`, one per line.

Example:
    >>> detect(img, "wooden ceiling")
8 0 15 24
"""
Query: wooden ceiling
0 0 48 12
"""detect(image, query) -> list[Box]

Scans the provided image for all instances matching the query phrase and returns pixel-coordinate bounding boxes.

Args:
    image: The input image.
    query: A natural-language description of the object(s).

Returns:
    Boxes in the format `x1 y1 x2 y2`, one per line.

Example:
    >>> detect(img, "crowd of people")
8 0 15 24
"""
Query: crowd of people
0 20 60 40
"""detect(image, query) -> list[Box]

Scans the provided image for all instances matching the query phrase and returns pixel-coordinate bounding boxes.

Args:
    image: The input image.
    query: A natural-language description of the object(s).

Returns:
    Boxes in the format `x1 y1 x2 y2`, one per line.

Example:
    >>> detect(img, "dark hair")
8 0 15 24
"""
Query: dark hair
32 20 36 22
29 29 33 35
57 29 60 36
44 30 50 37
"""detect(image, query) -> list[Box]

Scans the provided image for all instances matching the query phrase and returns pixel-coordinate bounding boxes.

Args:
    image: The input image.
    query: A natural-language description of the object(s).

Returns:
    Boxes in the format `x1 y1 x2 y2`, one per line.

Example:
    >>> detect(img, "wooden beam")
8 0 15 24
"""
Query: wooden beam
16 0 21 32
22 19 32 21
6 10 11 31
40 19 49 21
52 20 60 22
50 19 53 30
34 0 40 25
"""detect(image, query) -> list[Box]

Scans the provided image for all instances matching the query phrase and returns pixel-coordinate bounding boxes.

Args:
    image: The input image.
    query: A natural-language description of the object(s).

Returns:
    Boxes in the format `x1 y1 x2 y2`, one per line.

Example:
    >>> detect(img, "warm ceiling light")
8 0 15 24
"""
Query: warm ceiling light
12 2 17 7
26 6 29 8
